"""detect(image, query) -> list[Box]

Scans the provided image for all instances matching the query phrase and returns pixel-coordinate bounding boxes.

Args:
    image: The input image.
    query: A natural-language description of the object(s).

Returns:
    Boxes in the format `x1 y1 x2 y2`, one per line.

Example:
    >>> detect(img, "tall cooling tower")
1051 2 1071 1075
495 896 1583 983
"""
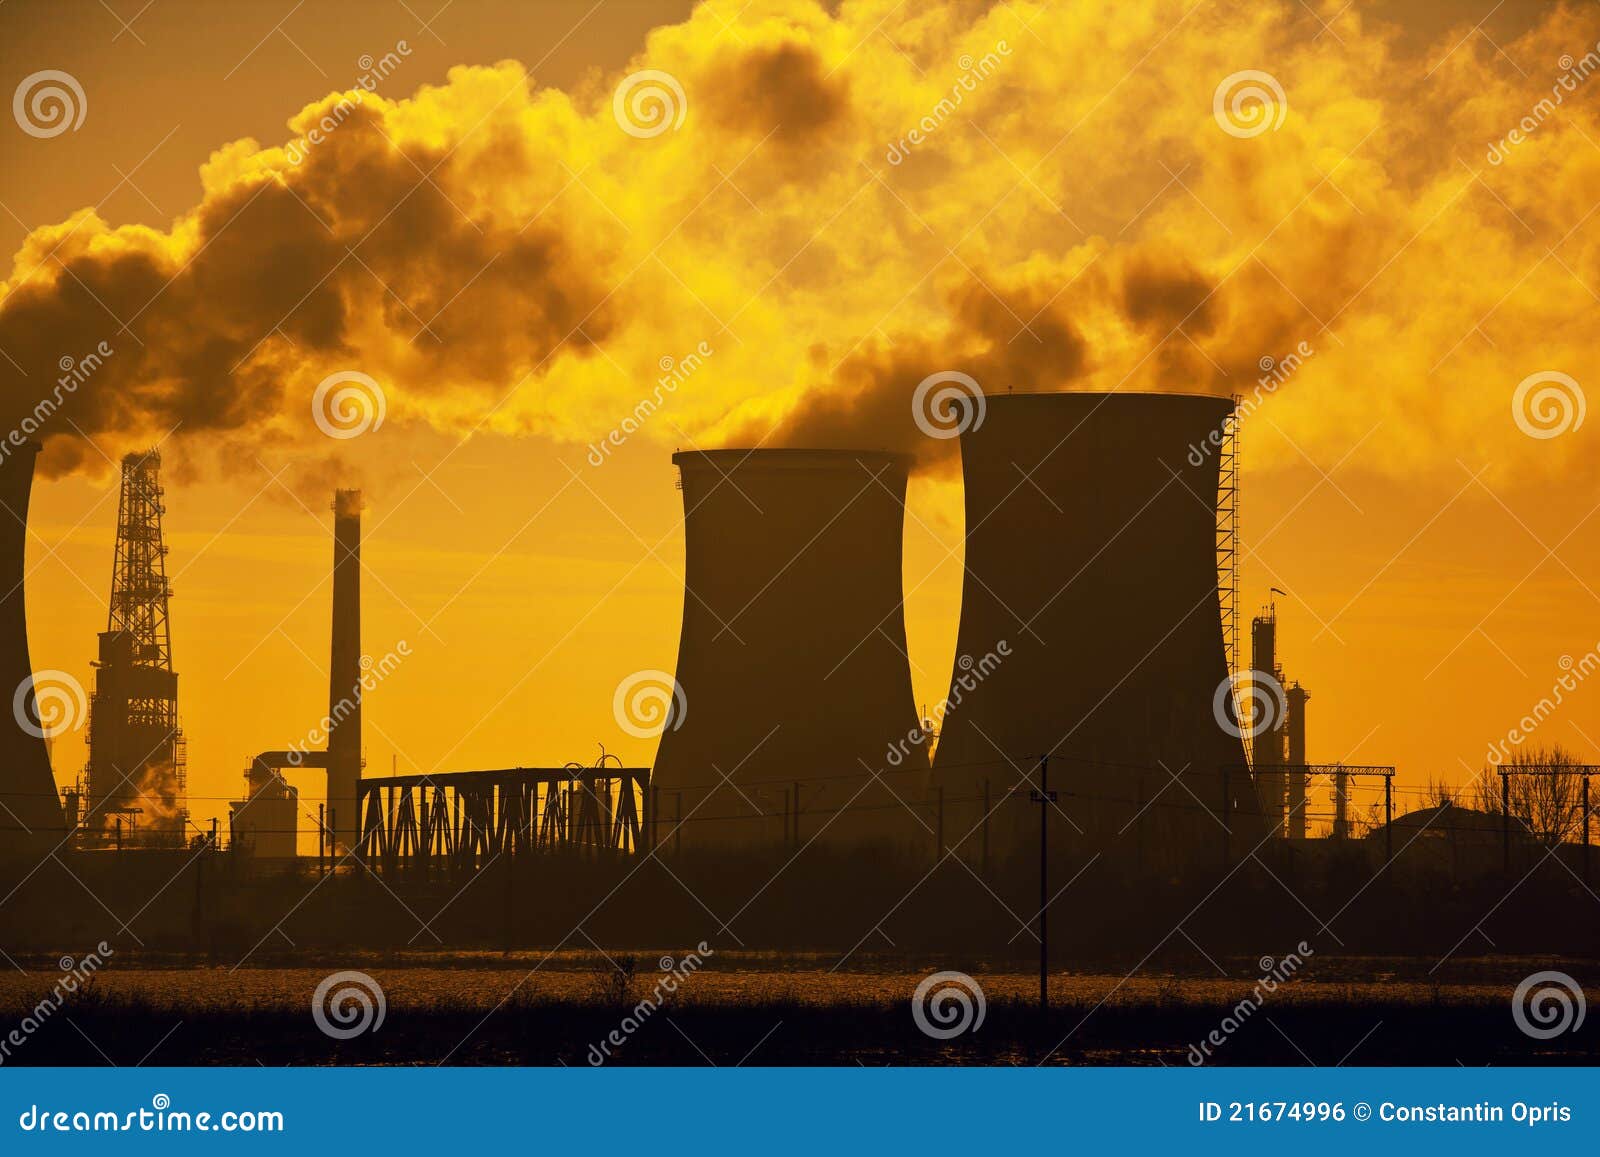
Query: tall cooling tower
931 393 1263 860
651 450 922 849
327 489 362 852
0 443 65 854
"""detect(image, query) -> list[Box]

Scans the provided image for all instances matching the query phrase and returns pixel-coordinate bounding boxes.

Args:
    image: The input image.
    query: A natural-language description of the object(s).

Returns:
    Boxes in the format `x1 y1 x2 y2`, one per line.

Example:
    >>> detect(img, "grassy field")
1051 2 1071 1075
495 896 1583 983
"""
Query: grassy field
2 954 1594 1066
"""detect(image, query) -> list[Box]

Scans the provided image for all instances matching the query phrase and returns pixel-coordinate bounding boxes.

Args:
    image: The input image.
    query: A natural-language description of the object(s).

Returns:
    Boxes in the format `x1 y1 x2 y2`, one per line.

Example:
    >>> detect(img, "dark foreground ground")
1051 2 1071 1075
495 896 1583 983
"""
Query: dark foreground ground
2 955 1596 1066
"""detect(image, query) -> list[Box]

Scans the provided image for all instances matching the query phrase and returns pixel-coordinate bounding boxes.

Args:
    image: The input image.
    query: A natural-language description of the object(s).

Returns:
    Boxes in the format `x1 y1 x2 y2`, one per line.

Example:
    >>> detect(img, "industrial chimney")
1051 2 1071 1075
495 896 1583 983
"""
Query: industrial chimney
930 393 1263 860
327 489 362 852
651 450 923 848
0 443 65 855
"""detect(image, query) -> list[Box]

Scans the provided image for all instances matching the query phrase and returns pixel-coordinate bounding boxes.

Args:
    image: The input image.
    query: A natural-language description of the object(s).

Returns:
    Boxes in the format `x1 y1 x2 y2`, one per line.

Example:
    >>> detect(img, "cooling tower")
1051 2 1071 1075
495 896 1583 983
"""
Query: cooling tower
0 443 65 855
931 393 1263 861
327 489 362 852
651 450 923 848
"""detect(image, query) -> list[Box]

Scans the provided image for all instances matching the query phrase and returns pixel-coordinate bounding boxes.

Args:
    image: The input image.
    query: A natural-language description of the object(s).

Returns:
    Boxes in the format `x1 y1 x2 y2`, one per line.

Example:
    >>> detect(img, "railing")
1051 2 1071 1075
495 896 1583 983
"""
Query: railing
354 762 649 874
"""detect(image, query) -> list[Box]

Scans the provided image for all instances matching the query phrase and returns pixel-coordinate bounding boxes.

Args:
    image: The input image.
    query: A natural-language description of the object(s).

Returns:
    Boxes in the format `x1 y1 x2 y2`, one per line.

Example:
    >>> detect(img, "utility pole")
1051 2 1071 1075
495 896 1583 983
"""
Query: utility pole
1028 755 1057 1015
1584 773 1591 885
1501 771 1511 874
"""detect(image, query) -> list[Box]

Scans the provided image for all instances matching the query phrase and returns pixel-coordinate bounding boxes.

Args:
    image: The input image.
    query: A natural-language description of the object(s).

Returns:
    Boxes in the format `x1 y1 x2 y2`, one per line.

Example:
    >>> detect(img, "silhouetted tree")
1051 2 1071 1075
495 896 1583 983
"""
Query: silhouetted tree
1476 745 1589 846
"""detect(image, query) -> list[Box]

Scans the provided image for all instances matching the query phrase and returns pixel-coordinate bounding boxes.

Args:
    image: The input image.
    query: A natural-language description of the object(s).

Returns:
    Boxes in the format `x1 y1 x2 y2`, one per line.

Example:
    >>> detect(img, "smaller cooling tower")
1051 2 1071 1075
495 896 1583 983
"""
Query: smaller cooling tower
651 450 923 849
0 443 65 855
931 393 1264 862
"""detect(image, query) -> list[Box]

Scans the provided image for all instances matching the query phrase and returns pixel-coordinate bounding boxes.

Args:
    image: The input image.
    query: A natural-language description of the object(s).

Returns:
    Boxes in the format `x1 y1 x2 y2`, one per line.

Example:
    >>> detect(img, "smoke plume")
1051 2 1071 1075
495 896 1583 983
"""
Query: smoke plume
2 0 1597 484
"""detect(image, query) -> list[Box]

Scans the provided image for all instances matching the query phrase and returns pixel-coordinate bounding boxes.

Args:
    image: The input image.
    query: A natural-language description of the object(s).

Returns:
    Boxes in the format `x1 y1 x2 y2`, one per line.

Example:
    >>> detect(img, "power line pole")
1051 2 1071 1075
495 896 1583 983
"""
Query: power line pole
1028 754 1057 1015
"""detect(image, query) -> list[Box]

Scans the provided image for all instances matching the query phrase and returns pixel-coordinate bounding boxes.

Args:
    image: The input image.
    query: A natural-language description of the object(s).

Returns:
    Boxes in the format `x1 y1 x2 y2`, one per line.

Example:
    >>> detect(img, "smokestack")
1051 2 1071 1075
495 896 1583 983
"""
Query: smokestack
931 393 1263 859
651 450 922 848
1286 682 1310 839
1250 607 1286 835
0 443 65 854
327 489 362 852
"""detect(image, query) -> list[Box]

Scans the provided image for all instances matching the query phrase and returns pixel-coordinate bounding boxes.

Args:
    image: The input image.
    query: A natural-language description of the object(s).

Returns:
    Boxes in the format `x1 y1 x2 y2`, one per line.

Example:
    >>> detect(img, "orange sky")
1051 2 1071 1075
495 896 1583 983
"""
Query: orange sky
3 0 1599 844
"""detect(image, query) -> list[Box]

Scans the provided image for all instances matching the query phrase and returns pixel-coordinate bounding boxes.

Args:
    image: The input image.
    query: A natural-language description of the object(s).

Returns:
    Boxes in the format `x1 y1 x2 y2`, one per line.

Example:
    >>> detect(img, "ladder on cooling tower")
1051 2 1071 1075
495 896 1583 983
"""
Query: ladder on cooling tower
1217 399 1242 676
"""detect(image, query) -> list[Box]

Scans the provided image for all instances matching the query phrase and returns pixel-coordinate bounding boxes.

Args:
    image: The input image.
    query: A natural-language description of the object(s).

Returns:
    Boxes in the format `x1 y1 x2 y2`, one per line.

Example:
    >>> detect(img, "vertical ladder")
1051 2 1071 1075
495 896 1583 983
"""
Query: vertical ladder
1217 396 1242 676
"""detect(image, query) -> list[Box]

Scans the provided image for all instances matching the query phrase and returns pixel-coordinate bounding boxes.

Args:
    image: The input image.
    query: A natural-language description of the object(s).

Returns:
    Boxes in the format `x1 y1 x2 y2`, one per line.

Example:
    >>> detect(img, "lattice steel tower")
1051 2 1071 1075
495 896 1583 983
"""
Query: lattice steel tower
81 449 188 847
